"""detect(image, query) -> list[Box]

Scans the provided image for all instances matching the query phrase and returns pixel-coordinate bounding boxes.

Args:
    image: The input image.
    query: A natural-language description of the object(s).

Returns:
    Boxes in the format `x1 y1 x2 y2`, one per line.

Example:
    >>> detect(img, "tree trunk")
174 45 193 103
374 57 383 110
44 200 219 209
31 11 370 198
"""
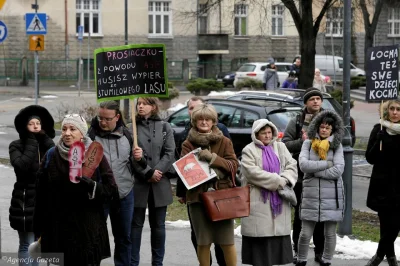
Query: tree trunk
298 0 316 89
364 31 374 72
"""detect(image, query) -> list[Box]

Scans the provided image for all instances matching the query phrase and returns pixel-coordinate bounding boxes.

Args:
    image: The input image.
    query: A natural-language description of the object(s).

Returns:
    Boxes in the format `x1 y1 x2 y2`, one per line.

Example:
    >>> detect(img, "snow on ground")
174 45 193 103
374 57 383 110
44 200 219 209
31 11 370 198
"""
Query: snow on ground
0 132 6 134
0 164 10 169
41 95 58 99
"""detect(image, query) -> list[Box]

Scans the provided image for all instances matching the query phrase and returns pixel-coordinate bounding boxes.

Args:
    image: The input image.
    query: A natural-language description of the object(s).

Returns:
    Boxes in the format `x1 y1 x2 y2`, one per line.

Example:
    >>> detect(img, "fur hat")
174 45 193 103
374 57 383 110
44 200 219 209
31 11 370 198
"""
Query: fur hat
14 105 55 138
62 114 88 135
303 87 323 104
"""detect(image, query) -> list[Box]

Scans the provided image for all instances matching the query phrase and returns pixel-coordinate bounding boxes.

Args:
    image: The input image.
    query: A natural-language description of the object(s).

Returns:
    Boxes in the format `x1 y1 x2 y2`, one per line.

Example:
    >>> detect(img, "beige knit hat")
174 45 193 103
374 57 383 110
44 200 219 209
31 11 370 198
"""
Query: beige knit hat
62 114 88 135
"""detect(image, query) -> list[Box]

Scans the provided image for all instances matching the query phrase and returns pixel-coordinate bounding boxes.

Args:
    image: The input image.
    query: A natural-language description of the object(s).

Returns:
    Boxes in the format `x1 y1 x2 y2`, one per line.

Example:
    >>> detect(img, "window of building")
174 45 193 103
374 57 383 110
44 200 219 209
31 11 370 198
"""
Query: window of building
326 7 343 37
389 8 400 36
234 4 248 36
272 5 284 36
148 1 172 36
199 4 208 34
76 0 101 35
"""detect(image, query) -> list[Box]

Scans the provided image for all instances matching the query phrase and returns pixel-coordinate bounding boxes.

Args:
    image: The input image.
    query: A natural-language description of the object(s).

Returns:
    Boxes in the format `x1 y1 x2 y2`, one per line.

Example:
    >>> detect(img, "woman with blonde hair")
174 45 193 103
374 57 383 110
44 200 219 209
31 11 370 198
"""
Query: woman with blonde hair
131 97 176 266
181 103 239 266
365 99 400 266
313 68 326 93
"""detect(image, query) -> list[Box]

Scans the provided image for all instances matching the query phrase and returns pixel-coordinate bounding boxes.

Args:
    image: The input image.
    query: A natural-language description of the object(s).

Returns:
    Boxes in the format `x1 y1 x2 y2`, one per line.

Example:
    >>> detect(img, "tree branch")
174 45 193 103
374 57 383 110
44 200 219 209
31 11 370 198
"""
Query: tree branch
370 0 385 33
313 0 336 36
281 0 302 33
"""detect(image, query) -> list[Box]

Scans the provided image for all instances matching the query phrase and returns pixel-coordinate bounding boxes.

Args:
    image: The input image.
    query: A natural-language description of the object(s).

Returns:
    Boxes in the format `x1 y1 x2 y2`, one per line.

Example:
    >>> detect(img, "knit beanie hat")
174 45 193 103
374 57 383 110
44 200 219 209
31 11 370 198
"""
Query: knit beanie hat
303 87 323 104
62 114 88 135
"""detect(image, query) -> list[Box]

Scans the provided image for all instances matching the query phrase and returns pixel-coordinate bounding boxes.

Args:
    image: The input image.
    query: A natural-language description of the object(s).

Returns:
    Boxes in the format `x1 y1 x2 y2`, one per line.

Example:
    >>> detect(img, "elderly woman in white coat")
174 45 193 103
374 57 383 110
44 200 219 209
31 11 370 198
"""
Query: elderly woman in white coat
241 119 297 266
297 110 345 266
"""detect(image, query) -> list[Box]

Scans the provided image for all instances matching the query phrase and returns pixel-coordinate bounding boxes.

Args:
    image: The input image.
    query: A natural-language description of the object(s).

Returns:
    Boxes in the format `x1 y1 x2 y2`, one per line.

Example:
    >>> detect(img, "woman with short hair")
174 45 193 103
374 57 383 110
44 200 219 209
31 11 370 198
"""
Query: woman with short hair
181 103 239 266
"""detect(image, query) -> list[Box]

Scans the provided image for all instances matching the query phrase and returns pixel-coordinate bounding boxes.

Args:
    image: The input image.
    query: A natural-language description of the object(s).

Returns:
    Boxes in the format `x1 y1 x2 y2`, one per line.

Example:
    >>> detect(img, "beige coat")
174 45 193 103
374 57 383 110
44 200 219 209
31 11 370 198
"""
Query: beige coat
241 119 297 237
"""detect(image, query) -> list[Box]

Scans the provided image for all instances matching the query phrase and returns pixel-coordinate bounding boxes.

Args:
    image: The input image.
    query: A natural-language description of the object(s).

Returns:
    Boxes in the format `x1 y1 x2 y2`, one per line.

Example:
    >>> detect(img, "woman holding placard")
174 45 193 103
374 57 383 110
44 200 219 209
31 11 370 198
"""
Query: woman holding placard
365 99 400 266
180 103 239 266
33 114 117 266
131 97 176 266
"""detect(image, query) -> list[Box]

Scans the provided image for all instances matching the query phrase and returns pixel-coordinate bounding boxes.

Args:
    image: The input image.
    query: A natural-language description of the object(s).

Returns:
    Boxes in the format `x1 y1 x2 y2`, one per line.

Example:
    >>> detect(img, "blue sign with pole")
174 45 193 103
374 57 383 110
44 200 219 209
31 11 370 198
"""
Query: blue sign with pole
78 25 84 41
26 13 47 35
0 20 7 43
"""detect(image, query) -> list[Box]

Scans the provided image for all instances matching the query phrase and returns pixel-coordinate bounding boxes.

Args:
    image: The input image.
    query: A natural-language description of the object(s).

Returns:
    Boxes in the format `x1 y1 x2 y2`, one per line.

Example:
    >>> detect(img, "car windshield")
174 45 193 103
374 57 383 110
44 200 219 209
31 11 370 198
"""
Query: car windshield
237 64 256 72
267 110 301 131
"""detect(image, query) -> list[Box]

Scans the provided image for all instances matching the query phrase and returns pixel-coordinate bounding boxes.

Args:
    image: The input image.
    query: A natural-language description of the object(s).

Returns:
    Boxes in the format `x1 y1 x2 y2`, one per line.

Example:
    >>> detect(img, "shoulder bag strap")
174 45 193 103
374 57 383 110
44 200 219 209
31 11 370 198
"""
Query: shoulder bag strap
226 160 236 187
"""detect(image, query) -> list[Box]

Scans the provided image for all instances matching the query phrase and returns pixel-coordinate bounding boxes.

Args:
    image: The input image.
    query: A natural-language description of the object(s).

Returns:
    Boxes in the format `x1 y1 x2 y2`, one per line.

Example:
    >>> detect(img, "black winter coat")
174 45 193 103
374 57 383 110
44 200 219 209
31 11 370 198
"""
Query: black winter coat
9 134 54 232
33 148 116 266
366 124 400 212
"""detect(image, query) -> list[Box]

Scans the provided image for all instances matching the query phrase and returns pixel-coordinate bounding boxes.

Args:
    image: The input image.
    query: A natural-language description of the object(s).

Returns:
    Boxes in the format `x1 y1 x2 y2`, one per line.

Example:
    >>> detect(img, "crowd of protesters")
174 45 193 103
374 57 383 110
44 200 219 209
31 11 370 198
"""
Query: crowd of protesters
7 80 397 266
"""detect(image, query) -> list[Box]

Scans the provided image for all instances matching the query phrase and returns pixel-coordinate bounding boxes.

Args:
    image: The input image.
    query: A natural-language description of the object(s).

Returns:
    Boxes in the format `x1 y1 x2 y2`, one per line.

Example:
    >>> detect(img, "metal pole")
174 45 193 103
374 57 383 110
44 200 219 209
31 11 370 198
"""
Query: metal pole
330 10 336 87
35 51 38 104
34 0 39 104
87 30 90 90
338 0 353 236
123 0 129 120
79 39 82 97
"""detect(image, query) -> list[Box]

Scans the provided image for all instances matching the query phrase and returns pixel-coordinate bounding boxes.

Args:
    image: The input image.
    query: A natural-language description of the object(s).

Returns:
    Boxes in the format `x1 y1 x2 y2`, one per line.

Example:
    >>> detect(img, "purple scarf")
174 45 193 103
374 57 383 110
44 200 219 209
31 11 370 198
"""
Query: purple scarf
258 145 282 218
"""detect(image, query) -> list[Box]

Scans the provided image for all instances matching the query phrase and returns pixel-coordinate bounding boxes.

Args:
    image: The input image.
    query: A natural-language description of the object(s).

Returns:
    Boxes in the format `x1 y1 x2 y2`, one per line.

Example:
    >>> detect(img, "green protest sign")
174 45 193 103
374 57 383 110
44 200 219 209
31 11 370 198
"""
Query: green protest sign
94 43 168 102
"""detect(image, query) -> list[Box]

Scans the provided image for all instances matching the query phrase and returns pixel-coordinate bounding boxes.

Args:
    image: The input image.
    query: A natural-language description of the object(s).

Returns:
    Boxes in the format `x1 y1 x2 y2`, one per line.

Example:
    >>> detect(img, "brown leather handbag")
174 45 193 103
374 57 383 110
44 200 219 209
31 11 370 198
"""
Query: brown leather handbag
200 160 250 222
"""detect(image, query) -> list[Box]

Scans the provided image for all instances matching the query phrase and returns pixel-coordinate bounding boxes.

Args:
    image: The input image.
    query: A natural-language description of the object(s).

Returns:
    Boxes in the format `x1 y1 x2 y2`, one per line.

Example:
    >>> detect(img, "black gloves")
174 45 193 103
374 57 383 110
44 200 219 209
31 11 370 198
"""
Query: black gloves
34 130 47 141
376 130 385 141
76 176 96 192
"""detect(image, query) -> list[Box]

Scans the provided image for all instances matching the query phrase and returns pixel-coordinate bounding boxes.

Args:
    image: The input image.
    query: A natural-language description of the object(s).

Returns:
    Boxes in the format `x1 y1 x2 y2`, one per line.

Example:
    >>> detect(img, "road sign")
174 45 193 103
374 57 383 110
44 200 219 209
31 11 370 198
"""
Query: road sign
0 20 7 43
26 13 47 35
0 0 6 11
29 35 44 51
78 25 83 41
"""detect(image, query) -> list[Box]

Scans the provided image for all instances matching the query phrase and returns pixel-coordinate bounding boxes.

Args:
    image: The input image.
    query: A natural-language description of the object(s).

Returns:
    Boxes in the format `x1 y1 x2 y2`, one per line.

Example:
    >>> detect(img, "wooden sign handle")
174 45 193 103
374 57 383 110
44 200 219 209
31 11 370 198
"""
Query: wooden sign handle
380 100 383 151
130 99 138 148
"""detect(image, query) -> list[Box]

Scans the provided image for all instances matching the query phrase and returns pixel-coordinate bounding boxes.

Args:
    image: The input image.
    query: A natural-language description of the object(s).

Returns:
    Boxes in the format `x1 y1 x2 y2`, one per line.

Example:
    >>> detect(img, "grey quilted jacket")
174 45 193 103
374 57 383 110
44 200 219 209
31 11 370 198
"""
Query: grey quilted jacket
299 110 345 222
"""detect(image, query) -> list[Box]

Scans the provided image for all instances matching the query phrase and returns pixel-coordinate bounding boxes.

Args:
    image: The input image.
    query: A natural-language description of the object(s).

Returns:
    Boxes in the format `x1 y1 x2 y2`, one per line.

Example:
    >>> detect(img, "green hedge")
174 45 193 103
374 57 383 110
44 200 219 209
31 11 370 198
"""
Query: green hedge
350 76 366 89
186 78 224 95
330 89 354 109
235 78 263 90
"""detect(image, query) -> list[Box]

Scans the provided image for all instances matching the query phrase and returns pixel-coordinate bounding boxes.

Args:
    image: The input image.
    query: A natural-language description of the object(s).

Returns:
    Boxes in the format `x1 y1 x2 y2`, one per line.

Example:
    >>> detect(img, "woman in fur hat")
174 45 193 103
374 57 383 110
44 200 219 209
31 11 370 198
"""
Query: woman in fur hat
296 110 345 266
9 105 55 266
180 103 239 266
365 99 400 266
33 114 117 266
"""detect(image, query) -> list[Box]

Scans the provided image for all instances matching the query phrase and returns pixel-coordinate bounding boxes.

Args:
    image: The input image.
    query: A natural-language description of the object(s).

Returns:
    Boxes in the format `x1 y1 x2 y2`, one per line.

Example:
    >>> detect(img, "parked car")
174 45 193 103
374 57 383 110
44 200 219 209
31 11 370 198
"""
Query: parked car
313 55 365 83
227 89 356 147
233 62 292 88
215 71 236 87
166 98 302 158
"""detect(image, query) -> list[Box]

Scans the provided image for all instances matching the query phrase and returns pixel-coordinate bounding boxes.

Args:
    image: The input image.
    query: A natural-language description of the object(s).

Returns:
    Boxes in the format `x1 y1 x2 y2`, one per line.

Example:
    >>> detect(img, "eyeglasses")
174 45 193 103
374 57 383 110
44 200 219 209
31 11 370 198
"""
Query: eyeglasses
319 125 332 131
97 115 117 122
64 114 85 122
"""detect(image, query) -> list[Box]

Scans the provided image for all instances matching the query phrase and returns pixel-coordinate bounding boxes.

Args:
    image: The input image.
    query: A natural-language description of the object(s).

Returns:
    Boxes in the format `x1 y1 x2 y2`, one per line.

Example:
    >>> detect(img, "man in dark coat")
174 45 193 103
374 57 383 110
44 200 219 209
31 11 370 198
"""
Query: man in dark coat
176 96 230 266
282 87 325 264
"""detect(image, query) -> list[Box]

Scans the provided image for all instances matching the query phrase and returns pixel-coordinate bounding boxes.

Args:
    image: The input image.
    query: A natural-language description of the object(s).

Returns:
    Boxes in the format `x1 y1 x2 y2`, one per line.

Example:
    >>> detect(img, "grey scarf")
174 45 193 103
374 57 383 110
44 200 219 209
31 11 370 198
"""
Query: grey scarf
380 119 400 135
56 136 93 161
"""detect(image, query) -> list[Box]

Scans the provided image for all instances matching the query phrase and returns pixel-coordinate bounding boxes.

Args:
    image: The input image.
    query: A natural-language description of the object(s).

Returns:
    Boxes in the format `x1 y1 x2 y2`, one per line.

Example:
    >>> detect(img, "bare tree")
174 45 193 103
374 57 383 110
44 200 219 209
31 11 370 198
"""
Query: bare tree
359 0 385 70
281 0 339 88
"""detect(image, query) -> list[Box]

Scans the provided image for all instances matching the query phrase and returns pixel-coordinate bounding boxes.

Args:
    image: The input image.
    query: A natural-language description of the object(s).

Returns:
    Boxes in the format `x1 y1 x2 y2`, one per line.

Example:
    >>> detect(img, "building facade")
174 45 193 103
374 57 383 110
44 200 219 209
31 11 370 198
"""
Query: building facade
0 0 398 80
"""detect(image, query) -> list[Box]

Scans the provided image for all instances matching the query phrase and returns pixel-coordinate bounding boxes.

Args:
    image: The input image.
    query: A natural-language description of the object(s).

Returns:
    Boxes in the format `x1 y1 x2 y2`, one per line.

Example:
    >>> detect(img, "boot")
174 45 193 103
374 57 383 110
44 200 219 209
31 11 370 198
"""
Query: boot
365 254 383 266
293 252 298 264
387 256 399 266
314 253 323 263
296 261 307 266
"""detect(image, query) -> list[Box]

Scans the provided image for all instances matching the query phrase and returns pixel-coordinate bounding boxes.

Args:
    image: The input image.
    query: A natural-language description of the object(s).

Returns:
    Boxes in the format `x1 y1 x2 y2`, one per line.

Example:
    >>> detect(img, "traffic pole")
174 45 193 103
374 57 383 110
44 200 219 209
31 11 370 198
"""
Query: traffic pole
338 0 353 236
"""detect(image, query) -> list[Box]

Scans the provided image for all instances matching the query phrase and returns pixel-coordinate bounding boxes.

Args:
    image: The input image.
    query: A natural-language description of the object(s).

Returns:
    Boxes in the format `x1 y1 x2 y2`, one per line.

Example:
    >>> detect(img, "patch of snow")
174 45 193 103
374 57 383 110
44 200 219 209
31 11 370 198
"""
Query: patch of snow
165 220 191 228
0 164 10 169
41 95 58 99
0 132 6 134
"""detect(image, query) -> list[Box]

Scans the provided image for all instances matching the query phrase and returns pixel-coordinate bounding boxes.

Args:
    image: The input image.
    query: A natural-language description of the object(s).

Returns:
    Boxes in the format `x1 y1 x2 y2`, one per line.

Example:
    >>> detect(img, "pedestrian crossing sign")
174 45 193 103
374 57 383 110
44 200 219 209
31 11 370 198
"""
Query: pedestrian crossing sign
29 35 44 51
26 13 47 35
